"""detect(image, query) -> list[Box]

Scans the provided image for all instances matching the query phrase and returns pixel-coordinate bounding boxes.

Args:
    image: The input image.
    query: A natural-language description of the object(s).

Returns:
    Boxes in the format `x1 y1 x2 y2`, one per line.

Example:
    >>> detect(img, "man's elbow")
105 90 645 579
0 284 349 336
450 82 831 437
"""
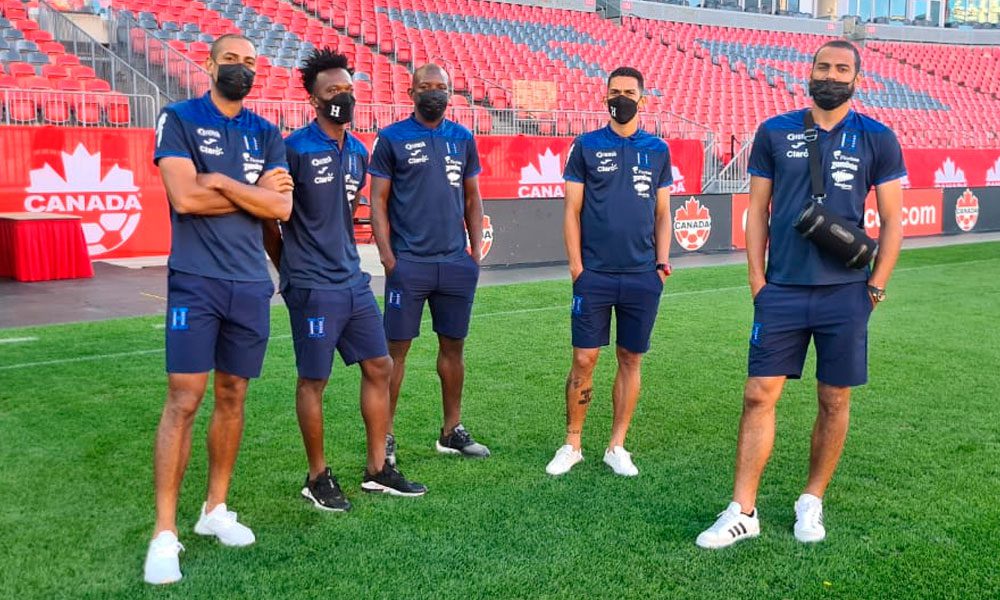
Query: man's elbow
273 196 293 221
169 195 195 215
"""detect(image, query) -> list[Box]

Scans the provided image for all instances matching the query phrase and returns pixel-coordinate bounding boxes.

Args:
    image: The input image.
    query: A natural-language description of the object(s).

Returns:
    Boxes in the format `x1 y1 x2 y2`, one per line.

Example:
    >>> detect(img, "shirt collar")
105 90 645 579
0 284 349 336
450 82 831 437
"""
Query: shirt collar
408 113 446 132
308 120 346 149
602 124 645 142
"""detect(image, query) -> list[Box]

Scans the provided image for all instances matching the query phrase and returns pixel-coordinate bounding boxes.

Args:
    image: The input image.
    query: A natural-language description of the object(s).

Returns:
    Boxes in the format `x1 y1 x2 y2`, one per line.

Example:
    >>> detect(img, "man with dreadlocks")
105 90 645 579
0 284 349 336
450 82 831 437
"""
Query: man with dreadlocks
264 48 427 511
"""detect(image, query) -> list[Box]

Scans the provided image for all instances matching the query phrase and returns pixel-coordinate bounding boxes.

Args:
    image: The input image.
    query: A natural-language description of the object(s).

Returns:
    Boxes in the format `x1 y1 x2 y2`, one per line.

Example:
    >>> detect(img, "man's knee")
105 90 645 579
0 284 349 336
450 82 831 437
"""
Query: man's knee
615 346 643 371
437 335 464 359
213 372 249 412
361 355 393 381
818 384 851 415
388 340 412 363
571 348 599 375
743 377 782 411
165 374 208 421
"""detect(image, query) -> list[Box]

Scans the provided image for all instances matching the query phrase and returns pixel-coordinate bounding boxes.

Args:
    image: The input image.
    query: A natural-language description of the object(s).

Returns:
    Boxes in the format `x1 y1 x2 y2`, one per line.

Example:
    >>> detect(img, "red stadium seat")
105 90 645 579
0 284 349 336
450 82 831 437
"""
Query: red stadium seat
105 93 131 125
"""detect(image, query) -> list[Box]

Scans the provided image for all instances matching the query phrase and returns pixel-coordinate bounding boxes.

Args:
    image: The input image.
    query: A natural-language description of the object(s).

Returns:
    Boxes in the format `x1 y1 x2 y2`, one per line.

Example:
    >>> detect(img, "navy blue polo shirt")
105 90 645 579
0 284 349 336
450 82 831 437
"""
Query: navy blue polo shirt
563 125 673 273
154 92 287 282
368 115 481 262
280 121 368 291
748 108 906 286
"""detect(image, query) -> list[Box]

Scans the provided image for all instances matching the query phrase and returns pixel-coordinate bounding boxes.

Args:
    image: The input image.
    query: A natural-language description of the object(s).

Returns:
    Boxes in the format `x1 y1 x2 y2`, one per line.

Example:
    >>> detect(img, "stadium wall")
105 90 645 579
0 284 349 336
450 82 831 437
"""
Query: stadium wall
863 23 1000 45
622 2 843 35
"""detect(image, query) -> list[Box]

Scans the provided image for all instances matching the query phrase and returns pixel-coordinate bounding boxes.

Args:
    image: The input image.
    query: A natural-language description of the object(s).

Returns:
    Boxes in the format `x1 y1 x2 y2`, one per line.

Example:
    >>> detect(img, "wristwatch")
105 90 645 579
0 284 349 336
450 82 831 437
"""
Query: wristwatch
867 285 886 303
656 262 672 277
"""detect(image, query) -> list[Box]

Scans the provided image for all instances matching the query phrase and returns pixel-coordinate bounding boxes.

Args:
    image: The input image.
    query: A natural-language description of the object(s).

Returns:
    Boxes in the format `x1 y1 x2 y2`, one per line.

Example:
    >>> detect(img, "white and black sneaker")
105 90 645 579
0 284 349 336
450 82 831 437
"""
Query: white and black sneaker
696 501 760 549
793 493 826 543
435 423 491 458
386 433 397 467
361 461 427 497
301 467 351 512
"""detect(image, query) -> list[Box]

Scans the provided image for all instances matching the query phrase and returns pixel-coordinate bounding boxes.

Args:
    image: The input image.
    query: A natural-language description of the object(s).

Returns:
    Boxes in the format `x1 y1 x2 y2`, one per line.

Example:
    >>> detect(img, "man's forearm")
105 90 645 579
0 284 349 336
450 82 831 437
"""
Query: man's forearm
215 175 292 220
464 194 484 260
870 220 902 287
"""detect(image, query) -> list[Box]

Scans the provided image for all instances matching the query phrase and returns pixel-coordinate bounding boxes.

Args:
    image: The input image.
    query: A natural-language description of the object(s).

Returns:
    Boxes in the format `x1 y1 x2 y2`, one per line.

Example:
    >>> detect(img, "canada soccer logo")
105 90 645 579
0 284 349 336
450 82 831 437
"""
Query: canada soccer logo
24 143 142 256
673 197 712 251
955 189 979 232
465 214 494 259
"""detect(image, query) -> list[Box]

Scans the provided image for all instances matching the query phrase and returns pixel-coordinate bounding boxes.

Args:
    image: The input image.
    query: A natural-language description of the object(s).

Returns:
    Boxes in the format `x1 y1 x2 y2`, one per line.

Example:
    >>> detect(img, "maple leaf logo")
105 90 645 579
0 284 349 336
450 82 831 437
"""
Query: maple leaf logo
673 197 712 251
955 188 979 232
934 158 967 187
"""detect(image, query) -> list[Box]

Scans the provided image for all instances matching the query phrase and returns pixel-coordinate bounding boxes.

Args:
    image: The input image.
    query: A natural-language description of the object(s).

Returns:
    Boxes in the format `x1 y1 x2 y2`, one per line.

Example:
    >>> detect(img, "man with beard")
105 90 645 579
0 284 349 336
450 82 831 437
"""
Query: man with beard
545 66 672 478
369 63 490 464
696 40 904 549
146 34 292 584
264 48 426 509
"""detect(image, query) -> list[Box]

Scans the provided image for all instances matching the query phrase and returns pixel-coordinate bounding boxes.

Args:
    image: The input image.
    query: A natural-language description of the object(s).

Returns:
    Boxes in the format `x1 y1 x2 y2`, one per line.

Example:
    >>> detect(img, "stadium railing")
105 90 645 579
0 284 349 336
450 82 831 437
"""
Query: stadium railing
0 88 158 127
35 0 165 105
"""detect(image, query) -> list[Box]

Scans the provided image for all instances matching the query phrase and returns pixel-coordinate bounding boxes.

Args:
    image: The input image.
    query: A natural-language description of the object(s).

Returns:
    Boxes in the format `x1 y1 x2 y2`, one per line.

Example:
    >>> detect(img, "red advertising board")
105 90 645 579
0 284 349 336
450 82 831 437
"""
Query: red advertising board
863 188 943 238
902 149 1000 190
0 127 704 261
0 126 170 261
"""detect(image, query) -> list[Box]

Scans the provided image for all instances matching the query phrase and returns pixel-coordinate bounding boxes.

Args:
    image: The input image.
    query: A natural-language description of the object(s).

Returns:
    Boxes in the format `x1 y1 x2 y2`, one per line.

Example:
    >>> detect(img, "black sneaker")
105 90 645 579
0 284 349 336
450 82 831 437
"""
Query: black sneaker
301 468 351 512
361 461 427 497
386 432 397 467
435 423 491 458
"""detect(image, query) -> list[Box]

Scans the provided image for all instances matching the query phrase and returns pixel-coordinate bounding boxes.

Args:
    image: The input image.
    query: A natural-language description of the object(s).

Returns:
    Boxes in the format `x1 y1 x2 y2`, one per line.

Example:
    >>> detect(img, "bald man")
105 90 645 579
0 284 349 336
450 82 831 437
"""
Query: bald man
146 34 292 584
369 64 490 464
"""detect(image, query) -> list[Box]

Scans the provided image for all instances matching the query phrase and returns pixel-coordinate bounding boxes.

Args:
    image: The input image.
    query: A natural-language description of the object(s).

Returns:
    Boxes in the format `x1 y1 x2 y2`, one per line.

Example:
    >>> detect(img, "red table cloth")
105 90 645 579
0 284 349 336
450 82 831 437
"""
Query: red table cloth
0 213 94 282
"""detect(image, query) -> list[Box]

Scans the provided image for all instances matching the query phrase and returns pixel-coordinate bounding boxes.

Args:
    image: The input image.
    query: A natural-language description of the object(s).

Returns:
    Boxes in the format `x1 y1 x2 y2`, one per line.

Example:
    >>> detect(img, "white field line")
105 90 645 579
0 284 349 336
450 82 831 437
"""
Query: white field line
0 337 38 344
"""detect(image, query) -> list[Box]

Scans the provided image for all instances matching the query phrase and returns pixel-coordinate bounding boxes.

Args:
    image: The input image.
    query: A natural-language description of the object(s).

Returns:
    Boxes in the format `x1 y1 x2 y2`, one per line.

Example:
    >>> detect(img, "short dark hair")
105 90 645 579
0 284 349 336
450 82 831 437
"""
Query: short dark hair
607 67 644 92
210 34 254 60
812 40 861 75
299 47 353 95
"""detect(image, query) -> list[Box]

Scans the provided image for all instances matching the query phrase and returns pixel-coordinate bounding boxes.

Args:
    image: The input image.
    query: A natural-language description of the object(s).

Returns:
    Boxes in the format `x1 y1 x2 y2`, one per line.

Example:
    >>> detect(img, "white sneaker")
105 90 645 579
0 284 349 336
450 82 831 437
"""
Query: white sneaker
193 502 256 547
602 446 639 476
143 530 184 585
794 493 826 543
545 444 583 475
696 501 761 549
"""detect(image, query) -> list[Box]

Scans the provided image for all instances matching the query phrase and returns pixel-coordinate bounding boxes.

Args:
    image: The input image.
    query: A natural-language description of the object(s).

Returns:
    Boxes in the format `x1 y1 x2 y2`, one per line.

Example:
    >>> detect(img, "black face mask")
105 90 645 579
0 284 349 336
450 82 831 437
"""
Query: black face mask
321 92 355 124
215 63 254 101
809 79 855 111
607 95 639 125
415 89 449 122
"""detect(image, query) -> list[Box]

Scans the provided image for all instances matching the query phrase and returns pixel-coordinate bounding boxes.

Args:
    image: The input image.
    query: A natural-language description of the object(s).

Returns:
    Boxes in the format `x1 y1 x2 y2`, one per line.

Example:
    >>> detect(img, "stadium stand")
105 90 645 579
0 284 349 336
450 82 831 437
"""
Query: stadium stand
4 0 1000 148
1 0 132 125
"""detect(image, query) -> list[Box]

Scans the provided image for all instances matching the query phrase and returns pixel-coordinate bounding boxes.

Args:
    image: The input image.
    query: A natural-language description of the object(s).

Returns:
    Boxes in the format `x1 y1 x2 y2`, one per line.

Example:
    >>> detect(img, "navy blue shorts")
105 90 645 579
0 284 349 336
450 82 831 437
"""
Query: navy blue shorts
748 281 873 387
384 254 479 341
165 270 274 378
571 269 663 354
285 279 388 380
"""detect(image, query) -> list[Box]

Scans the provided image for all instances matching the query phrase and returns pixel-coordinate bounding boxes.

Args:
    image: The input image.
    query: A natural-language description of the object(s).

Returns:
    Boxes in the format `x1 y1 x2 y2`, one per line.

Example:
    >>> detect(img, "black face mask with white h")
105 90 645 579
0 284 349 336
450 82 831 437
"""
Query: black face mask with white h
607 95 639 125
320 92 355 124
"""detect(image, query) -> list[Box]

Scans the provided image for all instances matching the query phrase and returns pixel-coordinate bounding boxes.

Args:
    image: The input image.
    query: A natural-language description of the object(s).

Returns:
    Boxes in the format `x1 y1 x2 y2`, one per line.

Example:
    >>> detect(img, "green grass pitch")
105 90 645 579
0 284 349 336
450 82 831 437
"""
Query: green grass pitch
1 242 998 599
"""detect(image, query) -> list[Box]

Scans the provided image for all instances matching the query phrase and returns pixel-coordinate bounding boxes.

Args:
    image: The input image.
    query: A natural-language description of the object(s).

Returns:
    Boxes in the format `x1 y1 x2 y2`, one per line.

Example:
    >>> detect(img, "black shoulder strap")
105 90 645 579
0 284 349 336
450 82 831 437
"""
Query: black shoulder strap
803 110 825 202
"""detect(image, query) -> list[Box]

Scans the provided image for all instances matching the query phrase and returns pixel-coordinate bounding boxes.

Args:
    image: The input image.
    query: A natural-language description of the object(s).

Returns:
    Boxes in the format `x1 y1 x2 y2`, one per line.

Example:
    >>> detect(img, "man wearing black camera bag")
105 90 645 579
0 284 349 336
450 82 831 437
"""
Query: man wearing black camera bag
696 41 904 549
